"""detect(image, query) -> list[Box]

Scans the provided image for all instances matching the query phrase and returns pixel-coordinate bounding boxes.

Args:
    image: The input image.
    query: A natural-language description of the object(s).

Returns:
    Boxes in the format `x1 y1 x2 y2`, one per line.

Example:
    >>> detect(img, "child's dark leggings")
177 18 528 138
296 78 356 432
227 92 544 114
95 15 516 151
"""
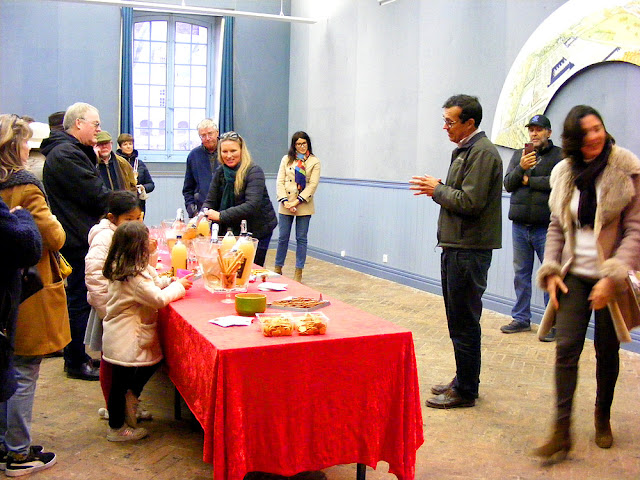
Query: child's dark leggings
107 361 160 429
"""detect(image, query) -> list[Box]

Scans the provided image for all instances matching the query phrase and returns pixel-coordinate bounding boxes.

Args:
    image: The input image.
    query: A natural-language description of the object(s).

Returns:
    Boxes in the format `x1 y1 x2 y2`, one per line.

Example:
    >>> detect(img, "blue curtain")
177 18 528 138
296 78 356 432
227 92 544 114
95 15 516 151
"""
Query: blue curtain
120 7 134 134
219 16 234 133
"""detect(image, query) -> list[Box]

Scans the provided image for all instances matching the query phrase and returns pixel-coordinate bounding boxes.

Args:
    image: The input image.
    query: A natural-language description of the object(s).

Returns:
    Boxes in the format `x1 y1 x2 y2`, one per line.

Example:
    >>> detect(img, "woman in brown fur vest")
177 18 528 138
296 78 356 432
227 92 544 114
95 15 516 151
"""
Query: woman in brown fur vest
534 105 640 463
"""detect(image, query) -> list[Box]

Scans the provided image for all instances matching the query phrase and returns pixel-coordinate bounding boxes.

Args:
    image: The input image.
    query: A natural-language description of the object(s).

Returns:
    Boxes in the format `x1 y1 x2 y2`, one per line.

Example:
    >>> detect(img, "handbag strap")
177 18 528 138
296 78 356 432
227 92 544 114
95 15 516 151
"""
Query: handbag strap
49 251 63 283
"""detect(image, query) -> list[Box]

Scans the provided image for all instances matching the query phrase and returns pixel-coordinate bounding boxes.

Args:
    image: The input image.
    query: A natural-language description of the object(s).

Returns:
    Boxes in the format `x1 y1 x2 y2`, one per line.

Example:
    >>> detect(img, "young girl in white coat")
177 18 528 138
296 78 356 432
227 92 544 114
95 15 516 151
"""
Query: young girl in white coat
102 221 192 441
85 191 143 420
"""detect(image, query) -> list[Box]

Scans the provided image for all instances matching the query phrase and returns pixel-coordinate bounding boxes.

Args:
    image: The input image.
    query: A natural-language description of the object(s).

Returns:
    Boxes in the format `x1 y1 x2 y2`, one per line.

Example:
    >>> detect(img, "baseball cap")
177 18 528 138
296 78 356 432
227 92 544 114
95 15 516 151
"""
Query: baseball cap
525 114 551 129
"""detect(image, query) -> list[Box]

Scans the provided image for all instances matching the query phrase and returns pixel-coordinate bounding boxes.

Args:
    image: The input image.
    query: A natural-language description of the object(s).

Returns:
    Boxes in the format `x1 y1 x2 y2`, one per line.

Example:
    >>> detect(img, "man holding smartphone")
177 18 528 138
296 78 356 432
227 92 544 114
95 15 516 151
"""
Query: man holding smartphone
501 114 562 339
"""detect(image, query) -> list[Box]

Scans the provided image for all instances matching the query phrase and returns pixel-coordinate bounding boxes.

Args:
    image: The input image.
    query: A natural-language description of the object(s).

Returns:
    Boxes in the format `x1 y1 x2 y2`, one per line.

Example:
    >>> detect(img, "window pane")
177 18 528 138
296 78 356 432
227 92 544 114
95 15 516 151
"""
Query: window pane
190 109 206 130
174 108 191 129
149 129 166 150
150 42 166 63
149 64 166 86
133 62 150 85
134 21 150 40
174 86 190 108
192 25 207 44
149 86 166 108
174 65 191 86
175 22 192 43
133 40 150 63
150 20 167 41
133 85 150 106
191 45 207 66
190 130 201 150
191 87 206 107
134 128 149 149
191 65 207 86
175 43 191 65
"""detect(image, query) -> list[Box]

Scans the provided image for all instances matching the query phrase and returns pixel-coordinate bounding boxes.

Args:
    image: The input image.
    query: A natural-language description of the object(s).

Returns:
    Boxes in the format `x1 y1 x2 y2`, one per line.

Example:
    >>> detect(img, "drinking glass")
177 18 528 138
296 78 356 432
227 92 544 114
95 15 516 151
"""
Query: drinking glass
220 272 237 304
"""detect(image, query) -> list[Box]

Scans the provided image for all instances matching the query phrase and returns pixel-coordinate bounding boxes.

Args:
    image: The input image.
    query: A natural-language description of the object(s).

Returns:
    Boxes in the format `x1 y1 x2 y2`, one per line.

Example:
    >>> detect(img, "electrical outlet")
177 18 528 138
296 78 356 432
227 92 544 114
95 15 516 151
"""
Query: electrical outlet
382 254 388 263
340 250 346 257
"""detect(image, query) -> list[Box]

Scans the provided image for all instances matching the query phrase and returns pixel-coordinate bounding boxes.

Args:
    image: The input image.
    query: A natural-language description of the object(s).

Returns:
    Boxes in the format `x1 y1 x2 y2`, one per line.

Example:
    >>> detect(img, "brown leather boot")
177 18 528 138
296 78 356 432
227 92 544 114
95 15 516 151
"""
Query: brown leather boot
533 418 571 463
595 405 613 448
274 265 282 275
294 268 303 282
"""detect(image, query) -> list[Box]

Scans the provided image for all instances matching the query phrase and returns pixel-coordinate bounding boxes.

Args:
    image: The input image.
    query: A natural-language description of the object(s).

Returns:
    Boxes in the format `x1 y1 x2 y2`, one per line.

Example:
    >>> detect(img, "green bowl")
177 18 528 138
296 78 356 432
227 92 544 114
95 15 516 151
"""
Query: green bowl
235 293 267 316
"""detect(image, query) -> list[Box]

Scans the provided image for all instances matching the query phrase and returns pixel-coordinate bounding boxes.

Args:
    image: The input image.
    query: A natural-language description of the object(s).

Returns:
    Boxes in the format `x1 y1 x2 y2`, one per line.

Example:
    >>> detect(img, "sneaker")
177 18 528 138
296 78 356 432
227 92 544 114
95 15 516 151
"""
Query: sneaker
540 327 557 342
99 406 152 422
106 425 148 442
1 446 42 472
5 446 56 477
500 320 531 334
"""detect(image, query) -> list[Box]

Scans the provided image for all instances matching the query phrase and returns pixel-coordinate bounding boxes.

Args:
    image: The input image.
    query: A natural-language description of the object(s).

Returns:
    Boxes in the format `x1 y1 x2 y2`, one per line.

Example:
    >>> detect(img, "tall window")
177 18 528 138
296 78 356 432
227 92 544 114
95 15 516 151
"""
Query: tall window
133 14 222 160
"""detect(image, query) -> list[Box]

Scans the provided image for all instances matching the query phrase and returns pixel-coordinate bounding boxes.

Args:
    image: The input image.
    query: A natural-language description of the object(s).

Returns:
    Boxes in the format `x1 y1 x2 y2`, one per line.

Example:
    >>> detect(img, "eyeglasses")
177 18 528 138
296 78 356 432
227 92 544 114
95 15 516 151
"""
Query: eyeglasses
199 131 219 140
80 118 101 129
220 131 240 141
443 118 459 128
295 141 307 147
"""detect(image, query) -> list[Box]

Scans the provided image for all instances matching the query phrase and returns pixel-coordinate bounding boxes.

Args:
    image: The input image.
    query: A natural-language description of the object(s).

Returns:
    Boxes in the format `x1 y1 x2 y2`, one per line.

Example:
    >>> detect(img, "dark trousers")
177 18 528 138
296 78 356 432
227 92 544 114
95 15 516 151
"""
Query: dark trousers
554 273 620 423
62 248 91 369
107 362 159 429
254 233 272 267
441 248 492 399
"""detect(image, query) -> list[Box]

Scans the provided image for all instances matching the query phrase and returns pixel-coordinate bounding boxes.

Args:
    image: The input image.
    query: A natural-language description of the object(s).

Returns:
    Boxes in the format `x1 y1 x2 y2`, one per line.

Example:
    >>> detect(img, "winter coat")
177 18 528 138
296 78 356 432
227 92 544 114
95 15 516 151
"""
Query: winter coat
432 132 503 249
85 219 117 319
117 148 155 195
276 154 321 216
102 266 185 367
0 170 71 356
536 145 640 341
0 198 41 402
97 152 137 193
504 140 563 226
42 131 110 253
203 163 277 240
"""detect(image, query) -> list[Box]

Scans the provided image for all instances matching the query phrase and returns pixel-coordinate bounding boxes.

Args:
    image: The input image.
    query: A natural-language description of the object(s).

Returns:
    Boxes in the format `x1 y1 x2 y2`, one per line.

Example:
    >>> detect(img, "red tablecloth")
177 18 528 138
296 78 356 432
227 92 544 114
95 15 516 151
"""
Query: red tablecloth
157 276 423 480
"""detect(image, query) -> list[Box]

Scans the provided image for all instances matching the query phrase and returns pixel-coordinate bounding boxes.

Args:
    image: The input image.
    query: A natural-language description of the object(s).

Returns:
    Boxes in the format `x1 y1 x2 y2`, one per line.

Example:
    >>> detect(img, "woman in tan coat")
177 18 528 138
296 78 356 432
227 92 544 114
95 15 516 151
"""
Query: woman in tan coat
534 106 640 463
274 132 321 282
0 114 69 475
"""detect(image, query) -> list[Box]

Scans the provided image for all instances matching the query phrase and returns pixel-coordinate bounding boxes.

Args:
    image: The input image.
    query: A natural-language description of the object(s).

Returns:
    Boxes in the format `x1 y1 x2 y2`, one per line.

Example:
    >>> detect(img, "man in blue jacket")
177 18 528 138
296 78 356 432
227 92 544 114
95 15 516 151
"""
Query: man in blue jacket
182 119 219 217
501 114 562 340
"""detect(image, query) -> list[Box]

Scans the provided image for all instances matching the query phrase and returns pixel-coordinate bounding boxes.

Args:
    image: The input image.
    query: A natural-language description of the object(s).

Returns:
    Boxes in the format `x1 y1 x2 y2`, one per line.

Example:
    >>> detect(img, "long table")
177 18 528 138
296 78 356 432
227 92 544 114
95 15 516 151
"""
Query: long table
157 274 423 480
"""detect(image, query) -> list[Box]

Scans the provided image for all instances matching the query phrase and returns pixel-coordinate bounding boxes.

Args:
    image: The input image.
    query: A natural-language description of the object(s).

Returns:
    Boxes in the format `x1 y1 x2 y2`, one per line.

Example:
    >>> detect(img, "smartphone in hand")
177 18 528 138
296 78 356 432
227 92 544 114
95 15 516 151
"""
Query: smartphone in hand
524 142 534 155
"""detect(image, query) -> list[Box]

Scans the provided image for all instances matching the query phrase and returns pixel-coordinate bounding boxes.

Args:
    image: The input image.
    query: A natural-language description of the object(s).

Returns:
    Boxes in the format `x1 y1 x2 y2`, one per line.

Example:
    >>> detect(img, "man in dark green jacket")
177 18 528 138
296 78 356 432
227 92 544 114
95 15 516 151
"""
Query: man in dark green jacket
410 94 502 409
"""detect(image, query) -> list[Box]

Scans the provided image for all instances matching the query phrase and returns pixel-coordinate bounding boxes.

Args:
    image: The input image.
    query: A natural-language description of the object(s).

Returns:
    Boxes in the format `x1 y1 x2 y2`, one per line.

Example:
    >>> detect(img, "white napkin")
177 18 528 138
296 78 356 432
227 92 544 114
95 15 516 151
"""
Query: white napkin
209 316 253 327
257 282 288 291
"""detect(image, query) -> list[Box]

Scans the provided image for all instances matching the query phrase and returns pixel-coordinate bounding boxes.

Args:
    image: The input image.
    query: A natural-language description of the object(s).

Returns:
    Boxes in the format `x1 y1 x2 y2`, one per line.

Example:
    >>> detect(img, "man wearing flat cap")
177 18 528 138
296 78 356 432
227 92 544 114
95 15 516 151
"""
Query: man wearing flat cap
95 130 137 192
501 114 562 340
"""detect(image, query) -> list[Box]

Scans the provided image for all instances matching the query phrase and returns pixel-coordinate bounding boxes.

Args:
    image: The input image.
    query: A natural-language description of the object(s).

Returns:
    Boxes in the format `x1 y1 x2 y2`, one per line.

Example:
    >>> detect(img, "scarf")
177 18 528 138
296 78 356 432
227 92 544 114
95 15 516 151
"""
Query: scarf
220 164 238 211
572 139 612 228
0 169 48 205
294 152 309 192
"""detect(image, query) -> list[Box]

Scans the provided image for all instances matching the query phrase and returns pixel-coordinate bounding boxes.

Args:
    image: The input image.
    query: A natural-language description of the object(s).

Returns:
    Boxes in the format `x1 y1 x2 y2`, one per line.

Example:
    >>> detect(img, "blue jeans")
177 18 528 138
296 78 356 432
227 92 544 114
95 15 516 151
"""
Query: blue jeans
275 214 311 269
441 248 492 399
0 355 42 455
511 223 549 324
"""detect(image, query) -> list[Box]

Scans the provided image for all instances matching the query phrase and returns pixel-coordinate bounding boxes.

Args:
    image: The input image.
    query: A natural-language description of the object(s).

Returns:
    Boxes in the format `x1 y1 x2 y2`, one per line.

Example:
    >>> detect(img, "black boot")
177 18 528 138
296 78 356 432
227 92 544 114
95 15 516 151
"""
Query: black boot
594 405 613 448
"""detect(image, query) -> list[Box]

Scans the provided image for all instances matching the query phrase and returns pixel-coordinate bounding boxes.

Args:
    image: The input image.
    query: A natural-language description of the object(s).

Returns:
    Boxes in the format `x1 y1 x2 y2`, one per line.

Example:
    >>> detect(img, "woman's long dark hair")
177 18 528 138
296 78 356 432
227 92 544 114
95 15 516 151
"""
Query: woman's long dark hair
103 221 149 281
287 131 313 163
561 105 614 162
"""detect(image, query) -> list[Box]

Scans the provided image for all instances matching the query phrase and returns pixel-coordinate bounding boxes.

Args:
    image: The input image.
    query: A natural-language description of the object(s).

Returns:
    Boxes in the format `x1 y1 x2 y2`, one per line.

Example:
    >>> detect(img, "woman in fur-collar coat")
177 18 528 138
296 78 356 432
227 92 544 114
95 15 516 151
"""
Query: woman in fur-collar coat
534 106 640 463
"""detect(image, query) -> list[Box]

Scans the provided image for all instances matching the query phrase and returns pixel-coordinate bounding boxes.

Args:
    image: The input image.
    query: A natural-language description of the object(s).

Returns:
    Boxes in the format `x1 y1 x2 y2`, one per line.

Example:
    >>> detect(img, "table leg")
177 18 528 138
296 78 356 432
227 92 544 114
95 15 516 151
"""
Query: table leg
174 387 182 420
356 463 366 480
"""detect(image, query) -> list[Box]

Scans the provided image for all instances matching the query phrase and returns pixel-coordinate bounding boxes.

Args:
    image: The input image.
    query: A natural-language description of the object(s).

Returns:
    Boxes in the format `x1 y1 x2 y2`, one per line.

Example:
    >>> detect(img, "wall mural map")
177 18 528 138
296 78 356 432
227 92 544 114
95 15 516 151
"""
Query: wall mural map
492 0 640 149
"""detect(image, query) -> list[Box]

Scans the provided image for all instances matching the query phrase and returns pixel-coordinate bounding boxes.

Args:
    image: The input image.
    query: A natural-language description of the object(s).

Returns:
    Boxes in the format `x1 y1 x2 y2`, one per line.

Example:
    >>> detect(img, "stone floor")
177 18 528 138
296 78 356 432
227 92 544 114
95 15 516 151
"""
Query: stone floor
26 252 640 479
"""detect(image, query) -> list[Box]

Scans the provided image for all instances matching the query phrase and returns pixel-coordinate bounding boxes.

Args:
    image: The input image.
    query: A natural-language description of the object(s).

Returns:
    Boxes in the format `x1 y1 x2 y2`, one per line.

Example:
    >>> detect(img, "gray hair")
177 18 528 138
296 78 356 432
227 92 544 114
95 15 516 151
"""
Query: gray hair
197 118 218 132
63 102 99 130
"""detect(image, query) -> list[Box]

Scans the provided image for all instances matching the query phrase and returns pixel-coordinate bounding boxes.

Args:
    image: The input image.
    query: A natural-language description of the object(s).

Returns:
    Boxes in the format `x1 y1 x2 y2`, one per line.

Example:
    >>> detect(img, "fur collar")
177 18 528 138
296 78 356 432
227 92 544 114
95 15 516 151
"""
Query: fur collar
549 145 640 229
